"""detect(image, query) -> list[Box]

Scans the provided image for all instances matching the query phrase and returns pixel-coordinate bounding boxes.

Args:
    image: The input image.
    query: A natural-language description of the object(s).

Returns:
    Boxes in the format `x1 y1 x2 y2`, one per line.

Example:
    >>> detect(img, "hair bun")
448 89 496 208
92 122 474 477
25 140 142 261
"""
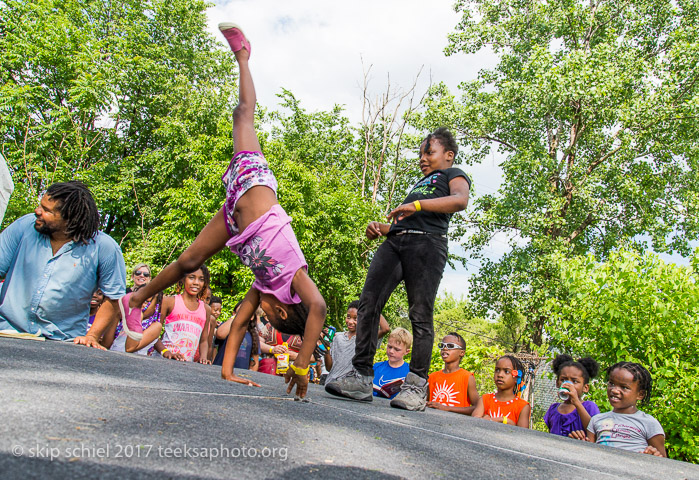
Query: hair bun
552 354 574 374
577 357 600 379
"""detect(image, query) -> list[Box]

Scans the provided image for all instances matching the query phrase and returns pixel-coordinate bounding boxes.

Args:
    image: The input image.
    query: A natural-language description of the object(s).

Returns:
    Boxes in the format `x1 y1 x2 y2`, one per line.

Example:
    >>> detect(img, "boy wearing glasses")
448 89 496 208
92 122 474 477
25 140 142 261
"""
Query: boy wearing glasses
426 332 480 415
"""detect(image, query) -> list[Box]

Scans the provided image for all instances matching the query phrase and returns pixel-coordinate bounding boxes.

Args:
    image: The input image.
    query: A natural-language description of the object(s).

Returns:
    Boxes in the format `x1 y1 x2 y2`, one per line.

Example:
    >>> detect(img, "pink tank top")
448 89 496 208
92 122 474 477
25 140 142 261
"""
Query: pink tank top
161 295 207 362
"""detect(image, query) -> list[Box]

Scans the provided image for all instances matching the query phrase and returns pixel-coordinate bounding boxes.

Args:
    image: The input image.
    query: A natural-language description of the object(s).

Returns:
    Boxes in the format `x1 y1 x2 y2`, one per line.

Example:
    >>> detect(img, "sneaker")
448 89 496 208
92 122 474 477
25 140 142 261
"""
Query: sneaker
218 23 251 56
118 293 143 341
390 372 427 411
324 369 373 402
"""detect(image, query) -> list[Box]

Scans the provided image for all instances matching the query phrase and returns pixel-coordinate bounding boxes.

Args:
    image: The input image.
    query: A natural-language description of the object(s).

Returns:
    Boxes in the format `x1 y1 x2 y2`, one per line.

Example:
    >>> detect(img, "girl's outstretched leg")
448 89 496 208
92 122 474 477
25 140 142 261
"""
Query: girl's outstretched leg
125 321 162 353
219 24 261 155
120 209 230 339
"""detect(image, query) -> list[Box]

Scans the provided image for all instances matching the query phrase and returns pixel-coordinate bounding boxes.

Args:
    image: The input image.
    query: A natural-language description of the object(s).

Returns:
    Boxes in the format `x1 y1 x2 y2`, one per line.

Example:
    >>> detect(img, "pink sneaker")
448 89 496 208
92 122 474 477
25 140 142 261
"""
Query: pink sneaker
119 293 143 341
218 23 251 56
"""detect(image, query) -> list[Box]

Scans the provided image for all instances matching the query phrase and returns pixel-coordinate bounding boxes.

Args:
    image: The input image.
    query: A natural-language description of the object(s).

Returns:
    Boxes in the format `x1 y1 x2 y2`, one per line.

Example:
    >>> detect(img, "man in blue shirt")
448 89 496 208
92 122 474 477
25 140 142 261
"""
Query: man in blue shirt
0 181 126 340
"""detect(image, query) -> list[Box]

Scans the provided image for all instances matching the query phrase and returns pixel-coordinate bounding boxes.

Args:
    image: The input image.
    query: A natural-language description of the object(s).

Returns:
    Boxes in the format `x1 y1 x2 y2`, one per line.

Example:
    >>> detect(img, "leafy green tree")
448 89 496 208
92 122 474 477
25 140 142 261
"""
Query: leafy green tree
492 307 527 353
417 0 699 344
1 0 237 239
545 248 699 462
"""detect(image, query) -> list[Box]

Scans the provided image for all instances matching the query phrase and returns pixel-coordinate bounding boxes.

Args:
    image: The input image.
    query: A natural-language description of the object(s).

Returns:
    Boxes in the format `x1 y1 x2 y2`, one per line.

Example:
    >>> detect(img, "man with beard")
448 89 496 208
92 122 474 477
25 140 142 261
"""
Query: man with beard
0 181 126 340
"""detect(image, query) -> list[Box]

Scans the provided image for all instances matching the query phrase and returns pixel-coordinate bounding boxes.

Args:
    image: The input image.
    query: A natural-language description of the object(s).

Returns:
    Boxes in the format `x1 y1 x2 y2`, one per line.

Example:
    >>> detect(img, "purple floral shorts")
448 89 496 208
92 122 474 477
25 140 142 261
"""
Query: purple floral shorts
222 150 278 235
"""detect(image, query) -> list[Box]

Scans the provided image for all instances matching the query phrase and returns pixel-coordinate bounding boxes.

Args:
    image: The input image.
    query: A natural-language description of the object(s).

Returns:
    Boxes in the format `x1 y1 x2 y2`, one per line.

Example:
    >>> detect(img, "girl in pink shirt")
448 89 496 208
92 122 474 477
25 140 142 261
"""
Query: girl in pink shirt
136 266 213 363
106 24 325 400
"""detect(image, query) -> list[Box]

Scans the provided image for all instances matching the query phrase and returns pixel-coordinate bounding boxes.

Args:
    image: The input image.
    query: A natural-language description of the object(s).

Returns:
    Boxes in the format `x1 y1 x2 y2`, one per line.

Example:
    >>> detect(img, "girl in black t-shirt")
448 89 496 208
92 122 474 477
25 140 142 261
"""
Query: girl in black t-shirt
326 128 471 410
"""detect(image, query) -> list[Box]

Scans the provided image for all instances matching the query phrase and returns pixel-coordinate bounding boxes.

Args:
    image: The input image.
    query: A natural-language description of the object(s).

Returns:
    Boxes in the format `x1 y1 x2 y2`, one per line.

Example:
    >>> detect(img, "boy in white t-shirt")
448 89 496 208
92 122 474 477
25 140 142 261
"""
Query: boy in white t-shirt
373 328 412 399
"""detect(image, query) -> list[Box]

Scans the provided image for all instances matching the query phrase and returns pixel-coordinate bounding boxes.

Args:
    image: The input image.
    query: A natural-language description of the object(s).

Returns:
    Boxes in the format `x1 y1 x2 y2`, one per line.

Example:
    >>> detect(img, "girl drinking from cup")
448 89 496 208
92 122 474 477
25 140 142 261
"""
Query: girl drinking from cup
544 354 600 439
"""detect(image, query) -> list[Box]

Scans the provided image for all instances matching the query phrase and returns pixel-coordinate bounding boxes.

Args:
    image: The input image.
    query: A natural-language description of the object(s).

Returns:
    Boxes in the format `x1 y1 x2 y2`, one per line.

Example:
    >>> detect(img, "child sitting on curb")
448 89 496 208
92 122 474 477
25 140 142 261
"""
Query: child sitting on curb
373 327 412 399
427 332 480 415
325 300 389 386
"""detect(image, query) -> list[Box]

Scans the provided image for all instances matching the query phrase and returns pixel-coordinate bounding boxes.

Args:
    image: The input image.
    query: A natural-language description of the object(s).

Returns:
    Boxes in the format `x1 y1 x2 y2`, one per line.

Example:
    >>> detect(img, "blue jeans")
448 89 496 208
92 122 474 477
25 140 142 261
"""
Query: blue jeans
352 233 448 380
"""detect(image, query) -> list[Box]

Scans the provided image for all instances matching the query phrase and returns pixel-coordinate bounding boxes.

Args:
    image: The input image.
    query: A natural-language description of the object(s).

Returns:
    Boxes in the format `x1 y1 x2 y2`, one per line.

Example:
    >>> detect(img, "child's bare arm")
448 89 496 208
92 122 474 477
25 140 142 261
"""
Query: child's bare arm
207 319 216 363
285 269 326 399
221 289 261 386
324 350 334 371
566 384 593 430
73 299 119 349
471 396 486 418
197 304 212 364
427 403 475 415
586 430 597 443
516 404 531 428
141 297 158 318
215 314 235 340
155 338 185 361
366 222 391 240
645 434 667 457
467 375 480 411
387 177 470 223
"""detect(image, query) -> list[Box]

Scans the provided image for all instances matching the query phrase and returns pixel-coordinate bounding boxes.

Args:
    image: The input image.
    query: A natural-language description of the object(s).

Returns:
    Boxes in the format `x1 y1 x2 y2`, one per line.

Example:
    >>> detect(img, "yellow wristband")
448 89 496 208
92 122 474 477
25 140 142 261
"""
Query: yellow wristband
290 364 309 376
413 200 421 212
502 416 508 424
161 348 169 355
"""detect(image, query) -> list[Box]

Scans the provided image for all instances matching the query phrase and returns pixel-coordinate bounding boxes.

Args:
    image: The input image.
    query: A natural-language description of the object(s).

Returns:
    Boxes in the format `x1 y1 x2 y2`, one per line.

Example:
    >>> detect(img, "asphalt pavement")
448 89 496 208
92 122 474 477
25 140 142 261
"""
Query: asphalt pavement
0 338 696 479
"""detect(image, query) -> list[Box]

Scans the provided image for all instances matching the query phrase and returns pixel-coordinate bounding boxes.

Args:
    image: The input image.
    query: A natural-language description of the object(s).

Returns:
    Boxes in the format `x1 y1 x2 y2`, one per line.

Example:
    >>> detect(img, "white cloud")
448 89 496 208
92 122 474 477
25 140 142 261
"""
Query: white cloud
207 0 497 121
438 271 472 298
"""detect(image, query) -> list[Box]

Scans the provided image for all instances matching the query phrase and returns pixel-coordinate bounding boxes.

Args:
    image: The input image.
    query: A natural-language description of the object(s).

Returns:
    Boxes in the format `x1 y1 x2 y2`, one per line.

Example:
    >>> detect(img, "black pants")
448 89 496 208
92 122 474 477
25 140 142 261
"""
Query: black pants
352 233 448 380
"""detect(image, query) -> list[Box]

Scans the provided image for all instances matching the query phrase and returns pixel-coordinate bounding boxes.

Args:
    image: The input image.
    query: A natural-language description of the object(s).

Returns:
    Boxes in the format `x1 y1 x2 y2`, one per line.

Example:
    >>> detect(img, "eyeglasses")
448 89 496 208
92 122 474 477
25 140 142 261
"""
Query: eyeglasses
438 342 464 350
134 271 150 277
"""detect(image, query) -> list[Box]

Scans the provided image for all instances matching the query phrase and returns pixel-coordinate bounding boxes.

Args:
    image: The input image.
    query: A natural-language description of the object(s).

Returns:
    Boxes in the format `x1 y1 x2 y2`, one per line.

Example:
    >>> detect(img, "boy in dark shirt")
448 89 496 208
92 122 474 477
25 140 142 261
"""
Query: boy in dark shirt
326 128 470 410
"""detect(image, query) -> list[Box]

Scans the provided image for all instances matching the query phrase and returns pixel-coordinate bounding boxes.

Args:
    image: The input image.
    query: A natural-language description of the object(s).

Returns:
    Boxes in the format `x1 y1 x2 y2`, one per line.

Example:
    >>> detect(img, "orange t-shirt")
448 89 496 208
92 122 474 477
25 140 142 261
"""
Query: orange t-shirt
481 393 529 424
428 368 474 407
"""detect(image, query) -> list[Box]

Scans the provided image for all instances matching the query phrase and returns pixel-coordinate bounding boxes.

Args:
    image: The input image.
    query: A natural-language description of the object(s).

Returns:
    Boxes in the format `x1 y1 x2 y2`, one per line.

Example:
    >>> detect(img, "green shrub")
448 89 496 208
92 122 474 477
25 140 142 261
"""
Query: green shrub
545 249 699 463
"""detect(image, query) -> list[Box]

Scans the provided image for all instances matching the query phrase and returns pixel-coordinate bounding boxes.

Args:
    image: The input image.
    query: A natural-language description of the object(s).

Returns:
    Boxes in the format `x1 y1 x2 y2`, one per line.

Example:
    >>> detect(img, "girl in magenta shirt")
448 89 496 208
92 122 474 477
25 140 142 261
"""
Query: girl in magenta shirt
108 24 325 400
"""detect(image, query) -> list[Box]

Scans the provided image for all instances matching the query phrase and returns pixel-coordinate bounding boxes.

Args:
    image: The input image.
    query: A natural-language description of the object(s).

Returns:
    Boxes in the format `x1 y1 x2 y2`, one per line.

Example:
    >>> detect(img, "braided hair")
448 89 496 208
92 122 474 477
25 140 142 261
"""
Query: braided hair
423 127 459 157
445 331 466 349
607 361 653 405
45 181 100 244
552 354 600 384
500 354 526 395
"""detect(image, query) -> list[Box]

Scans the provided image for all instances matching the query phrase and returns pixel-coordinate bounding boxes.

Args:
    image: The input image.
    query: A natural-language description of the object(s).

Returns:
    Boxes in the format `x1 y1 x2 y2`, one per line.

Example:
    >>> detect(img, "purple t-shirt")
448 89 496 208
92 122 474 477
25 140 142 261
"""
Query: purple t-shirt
544 401 600 437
